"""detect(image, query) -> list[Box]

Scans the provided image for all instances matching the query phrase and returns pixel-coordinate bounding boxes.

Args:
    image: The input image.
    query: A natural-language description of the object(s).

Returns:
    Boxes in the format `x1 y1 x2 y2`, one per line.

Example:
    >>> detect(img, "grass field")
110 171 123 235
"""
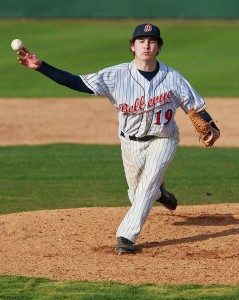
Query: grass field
1 276 239 300
2 19 239 97
0 144 238 214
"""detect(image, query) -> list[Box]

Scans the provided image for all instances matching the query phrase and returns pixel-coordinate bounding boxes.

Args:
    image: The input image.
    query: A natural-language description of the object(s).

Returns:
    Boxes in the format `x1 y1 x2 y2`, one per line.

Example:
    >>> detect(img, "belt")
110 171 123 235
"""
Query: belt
120 131 157 142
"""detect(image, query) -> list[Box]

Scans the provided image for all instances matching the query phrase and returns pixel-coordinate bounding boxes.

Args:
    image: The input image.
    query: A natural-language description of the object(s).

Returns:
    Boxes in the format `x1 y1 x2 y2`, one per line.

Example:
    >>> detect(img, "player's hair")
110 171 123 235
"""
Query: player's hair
129 36 163 56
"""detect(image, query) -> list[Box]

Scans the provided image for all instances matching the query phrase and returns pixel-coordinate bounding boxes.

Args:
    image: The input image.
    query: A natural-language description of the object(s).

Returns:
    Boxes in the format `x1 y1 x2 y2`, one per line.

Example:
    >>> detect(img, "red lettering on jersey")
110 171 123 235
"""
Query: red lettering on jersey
134 96 145 111
148 98 153 107
119 96 145 114
119 103 129 113
147 91 173 108
119 91 173 114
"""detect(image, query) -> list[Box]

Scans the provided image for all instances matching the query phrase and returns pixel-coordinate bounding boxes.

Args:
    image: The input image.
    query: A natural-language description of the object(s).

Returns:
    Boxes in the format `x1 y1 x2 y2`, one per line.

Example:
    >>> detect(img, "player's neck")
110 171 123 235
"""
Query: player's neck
134 58 157 72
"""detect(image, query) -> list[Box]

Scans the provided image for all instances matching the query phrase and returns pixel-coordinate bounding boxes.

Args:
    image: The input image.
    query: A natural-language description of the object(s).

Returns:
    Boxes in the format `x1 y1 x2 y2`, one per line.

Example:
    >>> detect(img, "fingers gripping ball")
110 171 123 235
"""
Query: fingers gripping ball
187 109 220 147
11 39 23 51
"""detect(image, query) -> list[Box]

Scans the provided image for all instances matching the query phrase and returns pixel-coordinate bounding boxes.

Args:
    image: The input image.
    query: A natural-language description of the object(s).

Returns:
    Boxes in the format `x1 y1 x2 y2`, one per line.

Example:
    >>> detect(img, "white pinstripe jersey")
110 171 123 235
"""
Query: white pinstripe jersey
80 61 205 138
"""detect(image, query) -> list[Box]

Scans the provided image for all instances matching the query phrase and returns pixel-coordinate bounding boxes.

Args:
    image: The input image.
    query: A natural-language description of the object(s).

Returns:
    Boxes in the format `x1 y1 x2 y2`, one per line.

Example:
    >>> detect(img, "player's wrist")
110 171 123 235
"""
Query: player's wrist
35 59 42 70
35 60 46 71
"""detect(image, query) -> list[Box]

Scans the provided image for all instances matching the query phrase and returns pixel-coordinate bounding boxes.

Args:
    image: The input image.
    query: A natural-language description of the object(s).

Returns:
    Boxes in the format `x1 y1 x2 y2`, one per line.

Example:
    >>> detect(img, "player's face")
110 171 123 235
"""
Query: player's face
131 37 159 62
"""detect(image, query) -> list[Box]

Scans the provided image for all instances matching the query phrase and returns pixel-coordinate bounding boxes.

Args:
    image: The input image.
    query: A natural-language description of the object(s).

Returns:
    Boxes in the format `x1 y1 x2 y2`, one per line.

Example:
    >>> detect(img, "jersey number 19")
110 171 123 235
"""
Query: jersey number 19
155 109 173 125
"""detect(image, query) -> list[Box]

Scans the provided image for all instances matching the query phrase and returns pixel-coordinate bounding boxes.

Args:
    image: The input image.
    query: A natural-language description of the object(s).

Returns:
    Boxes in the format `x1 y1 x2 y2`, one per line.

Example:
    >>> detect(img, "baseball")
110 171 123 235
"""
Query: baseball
11 39 23 51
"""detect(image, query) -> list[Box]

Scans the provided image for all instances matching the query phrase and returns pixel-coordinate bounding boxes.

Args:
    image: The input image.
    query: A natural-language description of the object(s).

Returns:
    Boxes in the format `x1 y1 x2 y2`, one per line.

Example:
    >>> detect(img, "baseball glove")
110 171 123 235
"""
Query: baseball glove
187 109 220 147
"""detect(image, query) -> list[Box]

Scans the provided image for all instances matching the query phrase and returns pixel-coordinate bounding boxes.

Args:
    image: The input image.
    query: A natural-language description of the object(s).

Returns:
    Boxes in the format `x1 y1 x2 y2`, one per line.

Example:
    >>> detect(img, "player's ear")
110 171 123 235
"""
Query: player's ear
129 38 136 56
130 40 135 52
157 42 162 55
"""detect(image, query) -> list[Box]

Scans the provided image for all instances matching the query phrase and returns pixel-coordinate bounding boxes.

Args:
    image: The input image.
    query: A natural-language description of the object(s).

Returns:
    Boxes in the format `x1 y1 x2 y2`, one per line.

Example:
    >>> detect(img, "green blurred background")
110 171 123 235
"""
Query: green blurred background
2 19 239 97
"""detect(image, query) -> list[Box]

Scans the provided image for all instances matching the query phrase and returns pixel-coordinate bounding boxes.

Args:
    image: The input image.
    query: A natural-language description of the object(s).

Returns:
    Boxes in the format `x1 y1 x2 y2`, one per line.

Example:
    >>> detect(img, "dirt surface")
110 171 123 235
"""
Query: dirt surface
0 98 238 285
0 204 238 285
0 97 238 147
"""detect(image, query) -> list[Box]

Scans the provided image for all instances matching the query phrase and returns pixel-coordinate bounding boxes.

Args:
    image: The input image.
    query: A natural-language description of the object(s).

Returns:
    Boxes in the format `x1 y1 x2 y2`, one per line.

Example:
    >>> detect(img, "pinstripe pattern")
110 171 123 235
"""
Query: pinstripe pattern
80 59 205 243
117 136 179 242
80 60 205 138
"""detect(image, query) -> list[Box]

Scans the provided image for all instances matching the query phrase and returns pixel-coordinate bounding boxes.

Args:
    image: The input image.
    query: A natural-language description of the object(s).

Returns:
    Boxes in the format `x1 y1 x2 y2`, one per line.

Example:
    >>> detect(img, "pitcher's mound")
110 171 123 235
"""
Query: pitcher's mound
0 204 238 285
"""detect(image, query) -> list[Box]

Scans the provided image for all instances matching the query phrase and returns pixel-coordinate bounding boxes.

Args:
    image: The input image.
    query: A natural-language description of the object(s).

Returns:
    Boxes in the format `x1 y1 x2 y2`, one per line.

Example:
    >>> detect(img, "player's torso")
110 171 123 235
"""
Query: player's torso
112 61 180 138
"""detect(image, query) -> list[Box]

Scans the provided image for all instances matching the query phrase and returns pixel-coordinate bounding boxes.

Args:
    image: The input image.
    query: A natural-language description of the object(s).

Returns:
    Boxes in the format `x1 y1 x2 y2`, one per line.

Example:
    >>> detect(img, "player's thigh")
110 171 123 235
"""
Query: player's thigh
144 137 178 182
121 139 146 188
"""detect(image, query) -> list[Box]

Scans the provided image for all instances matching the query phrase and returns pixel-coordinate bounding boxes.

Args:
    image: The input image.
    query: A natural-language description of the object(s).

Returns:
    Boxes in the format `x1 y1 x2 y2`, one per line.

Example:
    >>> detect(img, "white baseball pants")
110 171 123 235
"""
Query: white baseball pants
117 136 179 243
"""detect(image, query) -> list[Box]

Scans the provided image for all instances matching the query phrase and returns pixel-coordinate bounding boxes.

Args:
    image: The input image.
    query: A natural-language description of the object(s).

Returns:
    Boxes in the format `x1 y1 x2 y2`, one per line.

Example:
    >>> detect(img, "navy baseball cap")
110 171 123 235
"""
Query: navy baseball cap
132 23 161 40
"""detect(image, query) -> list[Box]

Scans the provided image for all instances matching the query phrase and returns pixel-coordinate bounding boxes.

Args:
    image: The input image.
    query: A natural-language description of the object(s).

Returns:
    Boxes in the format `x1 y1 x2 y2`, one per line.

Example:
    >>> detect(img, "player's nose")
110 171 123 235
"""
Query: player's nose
143 41 150 49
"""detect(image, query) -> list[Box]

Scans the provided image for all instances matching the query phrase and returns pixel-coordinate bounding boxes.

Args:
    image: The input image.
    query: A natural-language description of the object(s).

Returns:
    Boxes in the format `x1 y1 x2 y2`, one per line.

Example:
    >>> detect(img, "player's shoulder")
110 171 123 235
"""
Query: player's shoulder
159 61 181 77
99 62 130 74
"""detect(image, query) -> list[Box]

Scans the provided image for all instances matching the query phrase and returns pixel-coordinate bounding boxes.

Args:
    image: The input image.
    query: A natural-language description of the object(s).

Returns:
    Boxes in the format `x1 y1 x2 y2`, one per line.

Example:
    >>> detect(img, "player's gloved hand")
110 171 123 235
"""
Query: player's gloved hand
187 108 220 147
201 124 220 147
17 47 42 70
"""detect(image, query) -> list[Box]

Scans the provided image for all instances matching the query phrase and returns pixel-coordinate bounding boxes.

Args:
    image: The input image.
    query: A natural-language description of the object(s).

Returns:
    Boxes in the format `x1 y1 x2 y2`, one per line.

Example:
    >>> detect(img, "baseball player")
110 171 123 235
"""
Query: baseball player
16 23 220 254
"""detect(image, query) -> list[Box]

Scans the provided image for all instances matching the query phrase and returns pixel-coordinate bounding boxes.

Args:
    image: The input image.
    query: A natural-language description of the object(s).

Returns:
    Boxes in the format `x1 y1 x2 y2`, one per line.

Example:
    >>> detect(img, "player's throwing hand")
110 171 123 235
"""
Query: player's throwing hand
17 47 42 70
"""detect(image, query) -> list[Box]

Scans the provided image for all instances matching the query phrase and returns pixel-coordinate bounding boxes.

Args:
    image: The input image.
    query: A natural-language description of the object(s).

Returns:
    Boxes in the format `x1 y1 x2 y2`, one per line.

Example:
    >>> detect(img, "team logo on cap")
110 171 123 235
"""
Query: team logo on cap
144 24 152 32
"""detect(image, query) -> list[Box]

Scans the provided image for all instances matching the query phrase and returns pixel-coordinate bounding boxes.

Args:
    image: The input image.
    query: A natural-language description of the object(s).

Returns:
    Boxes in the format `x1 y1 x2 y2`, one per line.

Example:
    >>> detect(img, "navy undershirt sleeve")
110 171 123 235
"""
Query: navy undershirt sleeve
198 110 219 130
36 61 94 94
